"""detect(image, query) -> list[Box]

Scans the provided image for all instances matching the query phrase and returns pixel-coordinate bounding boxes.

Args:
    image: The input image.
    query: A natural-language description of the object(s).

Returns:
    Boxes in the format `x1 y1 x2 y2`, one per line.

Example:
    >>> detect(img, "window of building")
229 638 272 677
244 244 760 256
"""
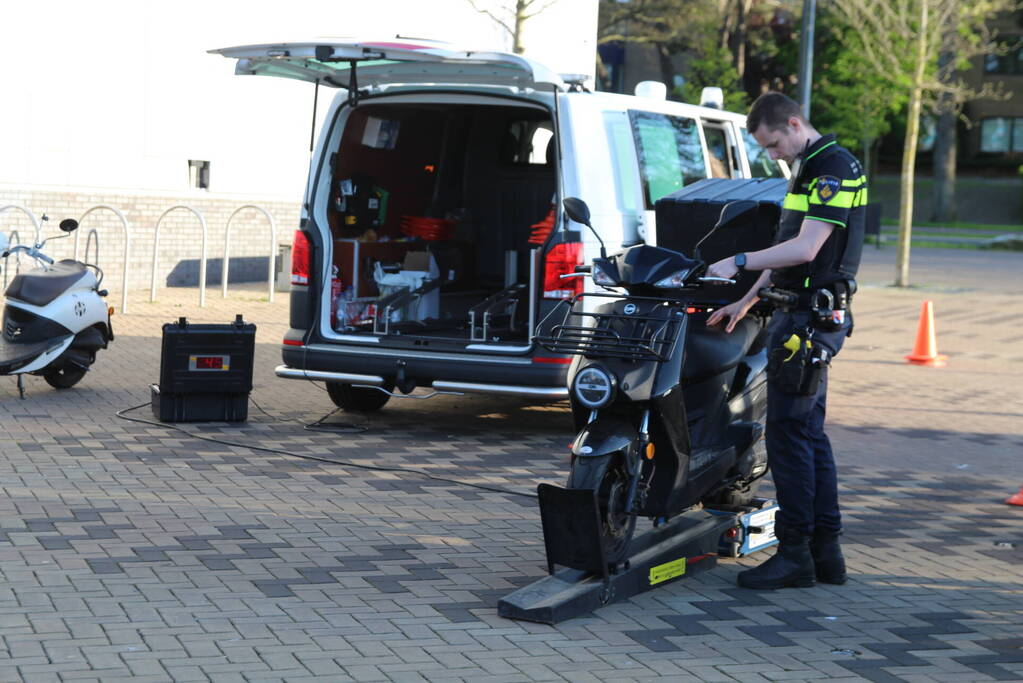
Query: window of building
984 37 1023 75
188 159 210 189
628 110 707 208
978 117 1023 153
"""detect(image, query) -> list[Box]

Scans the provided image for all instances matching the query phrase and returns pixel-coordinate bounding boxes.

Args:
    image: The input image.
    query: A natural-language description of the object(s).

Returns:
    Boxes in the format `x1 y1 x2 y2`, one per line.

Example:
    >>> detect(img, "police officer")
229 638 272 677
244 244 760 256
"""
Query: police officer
706 92 867 590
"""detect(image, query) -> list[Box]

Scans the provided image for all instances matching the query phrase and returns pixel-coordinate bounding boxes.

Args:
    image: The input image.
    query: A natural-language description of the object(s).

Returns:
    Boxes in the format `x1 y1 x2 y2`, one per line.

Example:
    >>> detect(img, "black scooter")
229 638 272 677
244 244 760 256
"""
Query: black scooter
534 198 770 564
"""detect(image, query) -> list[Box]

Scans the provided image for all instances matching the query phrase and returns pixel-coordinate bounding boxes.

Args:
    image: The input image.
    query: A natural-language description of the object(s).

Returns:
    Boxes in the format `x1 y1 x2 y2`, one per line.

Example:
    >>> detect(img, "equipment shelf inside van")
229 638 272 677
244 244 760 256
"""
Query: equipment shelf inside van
210 39 786 410
325 100 558 344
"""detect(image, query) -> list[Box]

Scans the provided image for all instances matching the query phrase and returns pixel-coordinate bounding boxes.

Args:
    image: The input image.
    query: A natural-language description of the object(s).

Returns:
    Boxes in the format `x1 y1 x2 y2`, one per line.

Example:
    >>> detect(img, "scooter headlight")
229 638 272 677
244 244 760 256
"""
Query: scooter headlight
572 365 617 409
653 268 691 289
591 263 619 287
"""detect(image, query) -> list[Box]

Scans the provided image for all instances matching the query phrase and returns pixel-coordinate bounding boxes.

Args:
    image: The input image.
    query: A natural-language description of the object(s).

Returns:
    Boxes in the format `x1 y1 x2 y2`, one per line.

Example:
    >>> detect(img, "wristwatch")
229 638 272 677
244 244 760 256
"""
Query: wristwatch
734 253 747 271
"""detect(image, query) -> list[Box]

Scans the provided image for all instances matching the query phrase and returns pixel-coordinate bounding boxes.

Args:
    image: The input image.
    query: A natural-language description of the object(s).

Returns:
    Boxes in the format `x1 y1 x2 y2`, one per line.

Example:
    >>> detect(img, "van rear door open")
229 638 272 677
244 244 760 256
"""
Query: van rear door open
209 39 565 91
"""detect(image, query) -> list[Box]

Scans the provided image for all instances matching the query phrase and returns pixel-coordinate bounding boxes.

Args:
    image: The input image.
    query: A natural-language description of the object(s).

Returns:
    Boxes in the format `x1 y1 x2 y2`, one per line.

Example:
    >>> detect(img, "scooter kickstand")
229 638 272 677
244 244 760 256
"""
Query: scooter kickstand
16 374 24 399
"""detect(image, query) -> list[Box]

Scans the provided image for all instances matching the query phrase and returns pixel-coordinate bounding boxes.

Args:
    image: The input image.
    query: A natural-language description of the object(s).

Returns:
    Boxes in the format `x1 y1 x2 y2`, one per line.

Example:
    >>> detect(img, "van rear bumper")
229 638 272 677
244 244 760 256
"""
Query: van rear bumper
275 365 568 399
278 342 570 399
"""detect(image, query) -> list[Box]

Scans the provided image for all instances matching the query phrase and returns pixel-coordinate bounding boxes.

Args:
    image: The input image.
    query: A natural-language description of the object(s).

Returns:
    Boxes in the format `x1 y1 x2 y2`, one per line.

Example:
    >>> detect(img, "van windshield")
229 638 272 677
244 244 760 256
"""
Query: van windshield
741 128 784 178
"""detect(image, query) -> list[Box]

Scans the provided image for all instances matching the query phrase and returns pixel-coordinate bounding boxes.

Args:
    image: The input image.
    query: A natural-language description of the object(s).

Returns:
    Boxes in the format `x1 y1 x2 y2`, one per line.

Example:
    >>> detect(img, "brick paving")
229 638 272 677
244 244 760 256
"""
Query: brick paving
0 247 1020 682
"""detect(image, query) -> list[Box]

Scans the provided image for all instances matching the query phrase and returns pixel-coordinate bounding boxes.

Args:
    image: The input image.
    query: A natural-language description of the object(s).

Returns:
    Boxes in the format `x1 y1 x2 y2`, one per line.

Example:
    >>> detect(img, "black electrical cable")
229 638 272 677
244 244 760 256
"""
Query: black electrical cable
115 402 538 500
248 395 367 434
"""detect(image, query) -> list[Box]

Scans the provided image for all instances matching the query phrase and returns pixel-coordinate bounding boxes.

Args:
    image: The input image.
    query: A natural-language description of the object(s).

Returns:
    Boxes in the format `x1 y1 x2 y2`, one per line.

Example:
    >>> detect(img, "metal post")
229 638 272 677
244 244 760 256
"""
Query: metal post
78 205 132 314
152 206 208 307
223 205 277 302
797 0 816 118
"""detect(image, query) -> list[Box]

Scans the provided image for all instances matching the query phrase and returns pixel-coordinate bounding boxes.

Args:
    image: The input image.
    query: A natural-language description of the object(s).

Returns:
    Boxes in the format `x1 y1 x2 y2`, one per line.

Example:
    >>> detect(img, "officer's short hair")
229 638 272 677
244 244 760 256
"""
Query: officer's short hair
747 92 806 134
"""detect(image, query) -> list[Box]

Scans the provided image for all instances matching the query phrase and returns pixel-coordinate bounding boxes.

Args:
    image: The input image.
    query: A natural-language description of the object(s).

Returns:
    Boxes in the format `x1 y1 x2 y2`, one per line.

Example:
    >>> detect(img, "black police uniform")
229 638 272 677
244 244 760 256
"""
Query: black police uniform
764 133 867 540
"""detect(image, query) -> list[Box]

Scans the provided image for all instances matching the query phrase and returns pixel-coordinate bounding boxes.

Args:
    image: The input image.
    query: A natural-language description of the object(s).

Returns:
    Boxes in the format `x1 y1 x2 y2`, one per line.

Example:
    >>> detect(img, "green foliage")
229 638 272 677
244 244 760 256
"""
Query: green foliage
676 39 749 111
812 15 907 157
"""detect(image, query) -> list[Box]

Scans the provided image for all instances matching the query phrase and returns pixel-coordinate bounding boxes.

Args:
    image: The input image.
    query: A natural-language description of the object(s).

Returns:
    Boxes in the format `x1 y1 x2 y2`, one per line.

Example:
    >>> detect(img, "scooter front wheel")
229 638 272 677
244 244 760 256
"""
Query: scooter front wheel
567 454 637 564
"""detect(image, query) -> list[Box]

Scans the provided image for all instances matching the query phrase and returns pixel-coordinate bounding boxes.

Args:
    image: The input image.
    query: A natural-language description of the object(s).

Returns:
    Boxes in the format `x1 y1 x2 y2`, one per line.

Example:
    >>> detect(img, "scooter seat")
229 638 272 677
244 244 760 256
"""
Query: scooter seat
5 260 87 307
682 316 761 381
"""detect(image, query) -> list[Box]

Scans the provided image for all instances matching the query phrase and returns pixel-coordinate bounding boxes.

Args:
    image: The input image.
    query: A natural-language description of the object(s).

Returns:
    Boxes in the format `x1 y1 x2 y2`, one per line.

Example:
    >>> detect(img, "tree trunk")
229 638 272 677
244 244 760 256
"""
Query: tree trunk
931 108 957 222
513 0 526 54
931 34 958 222
657 43 675 91
895 2 928 288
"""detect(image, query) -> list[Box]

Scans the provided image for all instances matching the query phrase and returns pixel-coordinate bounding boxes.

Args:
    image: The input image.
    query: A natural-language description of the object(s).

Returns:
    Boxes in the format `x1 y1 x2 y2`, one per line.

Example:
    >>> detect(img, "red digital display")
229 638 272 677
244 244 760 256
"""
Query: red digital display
195 356 224 369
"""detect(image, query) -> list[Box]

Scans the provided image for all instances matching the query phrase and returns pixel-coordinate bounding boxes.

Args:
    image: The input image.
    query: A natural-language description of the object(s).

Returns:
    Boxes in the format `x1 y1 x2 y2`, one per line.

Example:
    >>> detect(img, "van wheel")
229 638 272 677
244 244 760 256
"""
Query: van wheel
325 382 393 412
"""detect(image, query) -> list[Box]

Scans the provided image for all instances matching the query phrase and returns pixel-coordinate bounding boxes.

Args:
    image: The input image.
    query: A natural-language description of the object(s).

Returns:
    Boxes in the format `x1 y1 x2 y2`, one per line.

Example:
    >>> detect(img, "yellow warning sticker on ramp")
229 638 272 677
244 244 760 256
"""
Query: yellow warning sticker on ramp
649 557 686 585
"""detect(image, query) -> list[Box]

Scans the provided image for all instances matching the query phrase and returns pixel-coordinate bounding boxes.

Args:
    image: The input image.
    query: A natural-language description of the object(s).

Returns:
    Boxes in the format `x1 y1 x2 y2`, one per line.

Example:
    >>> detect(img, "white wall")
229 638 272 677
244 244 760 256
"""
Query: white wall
0 0 597 201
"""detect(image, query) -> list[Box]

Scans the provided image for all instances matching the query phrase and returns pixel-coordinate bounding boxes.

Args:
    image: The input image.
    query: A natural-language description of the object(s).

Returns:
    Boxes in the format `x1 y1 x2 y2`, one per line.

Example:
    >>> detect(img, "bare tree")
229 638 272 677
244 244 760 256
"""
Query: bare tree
598 0 719 90
467 0 563 55
829 0 1012 287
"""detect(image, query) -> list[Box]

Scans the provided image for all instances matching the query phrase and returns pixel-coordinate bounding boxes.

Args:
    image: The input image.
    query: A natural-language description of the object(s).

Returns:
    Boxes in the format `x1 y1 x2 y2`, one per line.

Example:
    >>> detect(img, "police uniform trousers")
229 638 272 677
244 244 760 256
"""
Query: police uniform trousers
765 309 851 537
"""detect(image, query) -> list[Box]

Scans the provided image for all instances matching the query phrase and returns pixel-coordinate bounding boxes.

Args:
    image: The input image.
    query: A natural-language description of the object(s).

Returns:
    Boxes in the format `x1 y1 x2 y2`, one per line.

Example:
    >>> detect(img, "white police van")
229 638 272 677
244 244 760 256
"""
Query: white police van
211 38 786 410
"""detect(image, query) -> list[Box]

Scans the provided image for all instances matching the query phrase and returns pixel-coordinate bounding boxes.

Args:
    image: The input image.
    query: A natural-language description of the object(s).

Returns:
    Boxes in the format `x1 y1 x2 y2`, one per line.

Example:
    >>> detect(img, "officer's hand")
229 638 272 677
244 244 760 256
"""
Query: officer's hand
707 299 754 334
707 258 739 281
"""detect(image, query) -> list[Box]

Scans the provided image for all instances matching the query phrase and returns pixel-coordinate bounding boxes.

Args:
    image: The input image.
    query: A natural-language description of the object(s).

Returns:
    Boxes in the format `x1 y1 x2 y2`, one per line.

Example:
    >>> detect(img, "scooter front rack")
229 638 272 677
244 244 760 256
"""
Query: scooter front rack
533 293 683 362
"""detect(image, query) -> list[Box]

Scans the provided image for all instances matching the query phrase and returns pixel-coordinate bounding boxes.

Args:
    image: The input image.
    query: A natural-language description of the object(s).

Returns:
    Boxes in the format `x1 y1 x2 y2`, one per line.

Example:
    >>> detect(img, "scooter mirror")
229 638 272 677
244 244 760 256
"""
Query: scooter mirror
59 219 79 233
562 197 592 227
714 200 758 230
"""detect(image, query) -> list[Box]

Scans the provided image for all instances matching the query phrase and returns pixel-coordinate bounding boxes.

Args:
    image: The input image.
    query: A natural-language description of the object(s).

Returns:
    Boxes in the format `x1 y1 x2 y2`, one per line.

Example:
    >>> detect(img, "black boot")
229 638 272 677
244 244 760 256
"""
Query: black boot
810 529 847 584
737 525 816 590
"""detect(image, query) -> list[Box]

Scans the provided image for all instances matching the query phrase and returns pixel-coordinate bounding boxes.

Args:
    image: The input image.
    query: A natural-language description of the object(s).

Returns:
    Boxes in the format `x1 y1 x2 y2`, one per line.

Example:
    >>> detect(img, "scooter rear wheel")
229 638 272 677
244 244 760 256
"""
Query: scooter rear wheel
567 454 637 564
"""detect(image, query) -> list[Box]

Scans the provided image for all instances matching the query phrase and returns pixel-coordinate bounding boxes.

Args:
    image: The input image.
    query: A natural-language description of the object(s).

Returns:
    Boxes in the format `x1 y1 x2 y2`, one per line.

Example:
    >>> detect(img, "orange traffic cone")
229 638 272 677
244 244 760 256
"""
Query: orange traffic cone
1007 485 1023 506
905 301 947 367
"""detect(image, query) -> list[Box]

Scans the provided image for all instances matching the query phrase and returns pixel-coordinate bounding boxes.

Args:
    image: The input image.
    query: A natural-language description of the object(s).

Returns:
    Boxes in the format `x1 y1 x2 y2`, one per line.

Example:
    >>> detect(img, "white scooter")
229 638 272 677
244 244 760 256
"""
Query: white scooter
0 217 113 397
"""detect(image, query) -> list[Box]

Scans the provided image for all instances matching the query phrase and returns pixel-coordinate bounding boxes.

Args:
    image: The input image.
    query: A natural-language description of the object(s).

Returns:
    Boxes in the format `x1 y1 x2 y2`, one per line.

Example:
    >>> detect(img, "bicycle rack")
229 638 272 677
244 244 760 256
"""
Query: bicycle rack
151 206 208 307
0 204 42 245
2 230 22 288
77 204 132 313
222 205 276 302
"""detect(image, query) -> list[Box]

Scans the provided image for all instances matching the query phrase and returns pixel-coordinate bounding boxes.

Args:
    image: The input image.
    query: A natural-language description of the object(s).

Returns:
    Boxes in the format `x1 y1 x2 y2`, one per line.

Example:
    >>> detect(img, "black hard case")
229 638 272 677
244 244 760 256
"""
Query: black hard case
152 316 256 422
654 178 787 304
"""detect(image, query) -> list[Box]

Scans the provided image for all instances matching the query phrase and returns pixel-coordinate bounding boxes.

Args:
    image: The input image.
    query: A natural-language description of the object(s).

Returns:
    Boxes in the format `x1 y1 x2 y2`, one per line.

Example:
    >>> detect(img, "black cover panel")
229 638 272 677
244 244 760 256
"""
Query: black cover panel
655 178 787 305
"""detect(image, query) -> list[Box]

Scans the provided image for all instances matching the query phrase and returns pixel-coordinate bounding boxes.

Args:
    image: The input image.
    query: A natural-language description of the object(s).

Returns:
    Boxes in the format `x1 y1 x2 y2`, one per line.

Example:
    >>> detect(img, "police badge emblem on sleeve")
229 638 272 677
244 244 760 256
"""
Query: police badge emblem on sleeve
817 176 841 203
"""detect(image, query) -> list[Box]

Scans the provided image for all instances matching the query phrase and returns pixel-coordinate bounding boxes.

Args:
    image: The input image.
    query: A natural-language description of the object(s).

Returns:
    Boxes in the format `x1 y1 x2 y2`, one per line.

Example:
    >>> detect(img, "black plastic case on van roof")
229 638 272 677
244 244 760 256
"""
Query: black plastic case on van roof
655 178 787 304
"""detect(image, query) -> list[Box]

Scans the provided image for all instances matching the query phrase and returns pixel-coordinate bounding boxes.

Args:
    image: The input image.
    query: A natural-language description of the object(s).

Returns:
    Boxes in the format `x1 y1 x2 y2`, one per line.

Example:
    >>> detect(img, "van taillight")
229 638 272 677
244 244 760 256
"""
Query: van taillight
543 242 583 299
291 230 311 285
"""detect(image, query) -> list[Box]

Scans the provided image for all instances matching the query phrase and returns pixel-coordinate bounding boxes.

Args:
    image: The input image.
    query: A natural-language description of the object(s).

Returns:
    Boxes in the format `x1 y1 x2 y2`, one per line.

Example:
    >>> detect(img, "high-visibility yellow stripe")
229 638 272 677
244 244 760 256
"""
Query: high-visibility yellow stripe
783 193 809 211
809 188 857 208
842 175 867 187
806 215 847 228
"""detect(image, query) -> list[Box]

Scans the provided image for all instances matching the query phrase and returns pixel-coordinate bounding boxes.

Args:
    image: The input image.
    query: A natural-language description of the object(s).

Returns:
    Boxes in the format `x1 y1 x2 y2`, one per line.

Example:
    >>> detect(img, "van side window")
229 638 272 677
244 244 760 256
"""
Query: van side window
628 110 706 208
604 111 643 213
741 127 784 178
503 120 555 166
701 125 735 179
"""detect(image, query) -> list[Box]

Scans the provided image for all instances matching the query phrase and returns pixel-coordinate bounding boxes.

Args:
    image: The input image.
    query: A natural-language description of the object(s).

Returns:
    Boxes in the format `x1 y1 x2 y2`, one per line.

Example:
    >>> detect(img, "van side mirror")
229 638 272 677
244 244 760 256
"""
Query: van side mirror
59 219 79 233
562 197 591 228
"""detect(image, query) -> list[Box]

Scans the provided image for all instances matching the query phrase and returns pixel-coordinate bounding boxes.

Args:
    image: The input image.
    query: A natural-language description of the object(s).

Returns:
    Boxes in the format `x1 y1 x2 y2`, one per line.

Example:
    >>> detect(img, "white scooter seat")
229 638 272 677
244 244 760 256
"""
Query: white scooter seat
5 260 87 307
